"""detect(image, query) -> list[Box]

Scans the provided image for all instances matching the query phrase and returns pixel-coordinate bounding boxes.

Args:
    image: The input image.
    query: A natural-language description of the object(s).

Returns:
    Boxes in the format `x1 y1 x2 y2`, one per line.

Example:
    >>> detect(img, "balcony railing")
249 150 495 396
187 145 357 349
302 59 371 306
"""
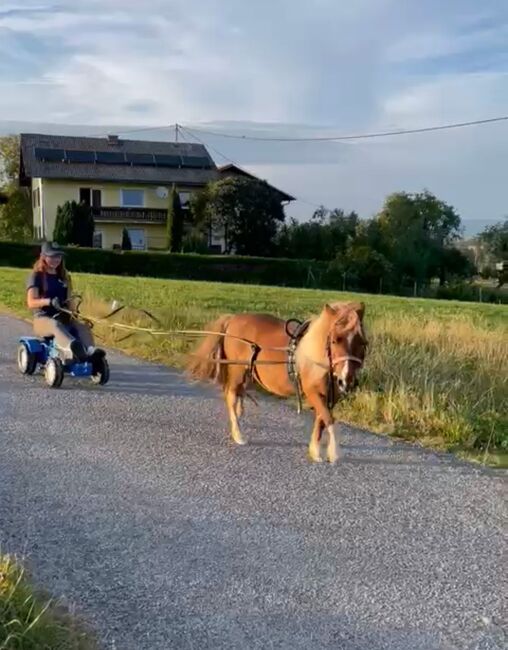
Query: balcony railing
92 207 167 223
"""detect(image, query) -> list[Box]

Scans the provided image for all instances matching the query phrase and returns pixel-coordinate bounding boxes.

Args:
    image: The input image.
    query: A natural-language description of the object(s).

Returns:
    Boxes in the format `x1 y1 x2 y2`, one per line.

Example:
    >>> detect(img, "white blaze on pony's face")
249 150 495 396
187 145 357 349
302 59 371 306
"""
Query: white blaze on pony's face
325 302 367 394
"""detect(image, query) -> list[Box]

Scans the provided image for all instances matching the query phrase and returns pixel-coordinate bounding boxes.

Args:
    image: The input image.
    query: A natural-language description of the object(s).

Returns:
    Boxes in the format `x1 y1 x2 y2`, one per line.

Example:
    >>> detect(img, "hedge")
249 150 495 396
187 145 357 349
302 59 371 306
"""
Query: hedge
0 241 329 288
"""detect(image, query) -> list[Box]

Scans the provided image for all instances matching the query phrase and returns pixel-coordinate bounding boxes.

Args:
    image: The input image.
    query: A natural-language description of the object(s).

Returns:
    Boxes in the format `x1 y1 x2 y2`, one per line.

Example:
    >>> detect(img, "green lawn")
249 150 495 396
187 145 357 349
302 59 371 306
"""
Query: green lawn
1 266 507 463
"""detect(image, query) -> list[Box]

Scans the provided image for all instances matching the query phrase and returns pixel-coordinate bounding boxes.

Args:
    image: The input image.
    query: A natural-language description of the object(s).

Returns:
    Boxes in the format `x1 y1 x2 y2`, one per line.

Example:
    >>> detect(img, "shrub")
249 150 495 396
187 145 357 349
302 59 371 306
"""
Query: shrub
0 241 326 288
121 228 132 251
53 201 94 247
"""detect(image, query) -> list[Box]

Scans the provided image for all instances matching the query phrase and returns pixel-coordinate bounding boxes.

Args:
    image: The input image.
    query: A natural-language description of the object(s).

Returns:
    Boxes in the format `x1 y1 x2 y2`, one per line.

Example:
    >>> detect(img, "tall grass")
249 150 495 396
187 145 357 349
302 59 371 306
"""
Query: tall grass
0 554 97 650
1 267 506 458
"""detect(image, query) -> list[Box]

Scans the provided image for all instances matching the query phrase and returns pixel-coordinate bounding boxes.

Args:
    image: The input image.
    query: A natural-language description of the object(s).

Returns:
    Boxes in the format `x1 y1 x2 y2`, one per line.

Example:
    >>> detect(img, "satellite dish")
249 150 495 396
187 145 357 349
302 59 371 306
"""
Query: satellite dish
156 186 169 199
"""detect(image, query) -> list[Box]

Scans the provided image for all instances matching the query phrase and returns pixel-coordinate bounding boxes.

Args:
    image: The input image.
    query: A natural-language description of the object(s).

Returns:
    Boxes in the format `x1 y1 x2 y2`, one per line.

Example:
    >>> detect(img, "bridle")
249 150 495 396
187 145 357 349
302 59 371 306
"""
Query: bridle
286 318 366 411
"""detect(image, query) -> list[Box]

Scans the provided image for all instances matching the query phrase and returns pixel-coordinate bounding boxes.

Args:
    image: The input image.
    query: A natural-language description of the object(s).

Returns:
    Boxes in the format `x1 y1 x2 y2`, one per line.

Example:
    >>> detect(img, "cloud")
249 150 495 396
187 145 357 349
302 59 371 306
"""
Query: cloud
0 0 506 233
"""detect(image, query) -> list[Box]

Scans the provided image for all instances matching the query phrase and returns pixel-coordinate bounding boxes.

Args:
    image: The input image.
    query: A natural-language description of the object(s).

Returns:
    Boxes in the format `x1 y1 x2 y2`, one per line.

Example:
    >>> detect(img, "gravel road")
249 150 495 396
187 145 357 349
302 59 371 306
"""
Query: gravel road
0 314 506 650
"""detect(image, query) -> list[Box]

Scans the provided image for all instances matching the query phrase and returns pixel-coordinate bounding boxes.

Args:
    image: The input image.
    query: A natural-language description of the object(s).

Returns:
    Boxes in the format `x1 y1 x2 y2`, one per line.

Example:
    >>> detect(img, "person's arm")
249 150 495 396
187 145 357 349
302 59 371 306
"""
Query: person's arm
26 286 51 310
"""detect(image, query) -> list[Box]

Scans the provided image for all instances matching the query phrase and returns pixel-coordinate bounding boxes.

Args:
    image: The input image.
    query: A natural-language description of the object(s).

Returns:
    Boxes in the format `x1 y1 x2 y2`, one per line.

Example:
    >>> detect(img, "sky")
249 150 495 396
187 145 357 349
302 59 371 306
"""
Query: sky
0 0 507 234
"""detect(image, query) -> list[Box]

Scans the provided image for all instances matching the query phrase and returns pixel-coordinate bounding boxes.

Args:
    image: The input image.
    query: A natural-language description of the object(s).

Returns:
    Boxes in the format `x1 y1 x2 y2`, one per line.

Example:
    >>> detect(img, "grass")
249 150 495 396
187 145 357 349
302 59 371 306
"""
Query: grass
0 554 97 650
1 266 507 464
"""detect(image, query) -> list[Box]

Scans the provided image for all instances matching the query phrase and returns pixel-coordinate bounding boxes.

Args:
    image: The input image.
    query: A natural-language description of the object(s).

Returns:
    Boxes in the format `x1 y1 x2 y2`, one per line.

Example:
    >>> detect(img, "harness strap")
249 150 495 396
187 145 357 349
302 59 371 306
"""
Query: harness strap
286 319 310 414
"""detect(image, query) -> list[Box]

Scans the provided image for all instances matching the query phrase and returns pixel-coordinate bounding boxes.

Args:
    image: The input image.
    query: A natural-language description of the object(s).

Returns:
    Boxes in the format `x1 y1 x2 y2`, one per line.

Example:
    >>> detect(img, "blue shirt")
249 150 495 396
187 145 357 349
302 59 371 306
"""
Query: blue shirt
26 271 69 317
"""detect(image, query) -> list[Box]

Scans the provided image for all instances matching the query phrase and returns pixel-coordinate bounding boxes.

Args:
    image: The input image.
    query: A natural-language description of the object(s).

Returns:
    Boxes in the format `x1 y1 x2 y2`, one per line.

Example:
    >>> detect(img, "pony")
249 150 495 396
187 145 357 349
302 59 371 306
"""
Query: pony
186 301 367 463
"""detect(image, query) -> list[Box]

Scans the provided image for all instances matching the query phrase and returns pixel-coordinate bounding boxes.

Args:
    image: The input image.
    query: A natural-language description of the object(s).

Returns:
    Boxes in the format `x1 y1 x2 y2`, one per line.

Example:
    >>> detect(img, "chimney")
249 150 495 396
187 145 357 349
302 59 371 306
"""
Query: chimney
107 134 120 146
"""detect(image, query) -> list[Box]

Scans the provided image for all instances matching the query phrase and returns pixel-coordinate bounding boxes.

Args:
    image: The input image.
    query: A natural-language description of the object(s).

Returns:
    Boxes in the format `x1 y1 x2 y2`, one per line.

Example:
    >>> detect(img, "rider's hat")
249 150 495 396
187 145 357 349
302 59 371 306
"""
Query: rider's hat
40 241 65 257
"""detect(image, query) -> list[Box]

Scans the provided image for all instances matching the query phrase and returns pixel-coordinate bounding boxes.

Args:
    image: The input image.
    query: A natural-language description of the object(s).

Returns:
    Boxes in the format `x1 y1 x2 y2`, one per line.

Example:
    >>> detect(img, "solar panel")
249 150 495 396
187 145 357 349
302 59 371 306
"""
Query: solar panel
65 149 95 163
95 151 127 164
126 152 155 166
34 147 65 162
181 155 211 169
154 154 181 167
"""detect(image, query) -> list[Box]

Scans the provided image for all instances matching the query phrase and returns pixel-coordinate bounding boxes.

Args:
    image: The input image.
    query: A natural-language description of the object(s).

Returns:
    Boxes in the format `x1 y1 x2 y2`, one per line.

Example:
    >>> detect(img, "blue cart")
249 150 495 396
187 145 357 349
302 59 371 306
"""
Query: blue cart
17 335 109 388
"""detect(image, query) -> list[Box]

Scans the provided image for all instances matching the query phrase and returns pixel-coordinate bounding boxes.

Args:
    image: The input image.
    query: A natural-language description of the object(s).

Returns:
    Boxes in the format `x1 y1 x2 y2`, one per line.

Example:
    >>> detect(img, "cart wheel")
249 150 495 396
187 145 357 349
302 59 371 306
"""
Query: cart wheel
17 343 37 375
91 357 110 386
45 357 64 388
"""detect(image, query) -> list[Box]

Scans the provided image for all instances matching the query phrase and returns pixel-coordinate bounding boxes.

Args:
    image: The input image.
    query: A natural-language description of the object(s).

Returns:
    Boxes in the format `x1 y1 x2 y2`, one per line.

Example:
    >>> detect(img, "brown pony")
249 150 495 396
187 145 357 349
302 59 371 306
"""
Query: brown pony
186 302 367 463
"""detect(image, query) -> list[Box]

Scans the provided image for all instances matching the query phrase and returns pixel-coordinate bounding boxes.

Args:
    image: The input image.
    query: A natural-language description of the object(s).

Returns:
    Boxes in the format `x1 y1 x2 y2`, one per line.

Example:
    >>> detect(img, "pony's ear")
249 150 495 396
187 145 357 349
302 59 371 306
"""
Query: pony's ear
323 303 337 318
354 302 365 321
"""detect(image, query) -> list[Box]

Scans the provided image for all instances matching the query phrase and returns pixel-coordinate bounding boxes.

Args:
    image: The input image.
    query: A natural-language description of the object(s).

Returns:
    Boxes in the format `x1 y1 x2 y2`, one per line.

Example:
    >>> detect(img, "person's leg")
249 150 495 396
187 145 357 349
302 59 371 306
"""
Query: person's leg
33 317 87 361
70 320 105 362
70 320 95 350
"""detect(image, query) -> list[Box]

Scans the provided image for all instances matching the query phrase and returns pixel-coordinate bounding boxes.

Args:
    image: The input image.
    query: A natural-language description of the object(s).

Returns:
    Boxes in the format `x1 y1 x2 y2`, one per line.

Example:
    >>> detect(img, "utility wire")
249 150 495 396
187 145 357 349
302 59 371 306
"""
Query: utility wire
181 115 508 142
87 114 507 142
179 124 328 212
89 124 176 138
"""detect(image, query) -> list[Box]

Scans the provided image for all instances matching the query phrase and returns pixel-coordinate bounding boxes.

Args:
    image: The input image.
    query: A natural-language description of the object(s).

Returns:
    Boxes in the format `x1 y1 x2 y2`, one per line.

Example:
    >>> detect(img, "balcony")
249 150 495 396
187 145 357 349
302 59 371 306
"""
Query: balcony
92 207 167 224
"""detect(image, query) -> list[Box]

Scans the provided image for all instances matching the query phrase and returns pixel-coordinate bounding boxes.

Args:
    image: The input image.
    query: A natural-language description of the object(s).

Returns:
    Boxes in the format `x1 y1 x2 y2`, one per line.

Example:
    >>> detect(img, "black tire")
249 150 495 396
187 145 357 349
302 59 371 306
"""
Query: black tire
91 357 110 386
17 343 37 375
45 357 64 388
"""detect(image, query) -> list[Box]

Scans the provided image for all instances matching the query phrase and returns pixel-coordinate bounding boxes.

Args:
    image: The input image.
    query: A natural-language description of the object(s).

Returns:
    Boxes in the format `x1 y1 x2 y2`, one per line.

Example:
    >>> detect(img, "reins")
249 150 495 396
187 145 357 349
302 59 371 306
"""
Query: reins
59 299 364 412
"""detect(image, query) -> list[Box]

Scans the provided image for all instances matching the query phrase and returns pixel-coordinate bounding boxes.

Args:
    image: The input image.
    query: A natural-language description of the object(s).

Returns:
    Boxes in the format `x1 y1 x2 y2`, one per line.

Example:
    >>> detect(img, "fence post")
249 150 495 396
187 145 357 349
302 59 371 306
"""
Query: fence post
413 281 417 297
342 272 346 292
479 286 483 303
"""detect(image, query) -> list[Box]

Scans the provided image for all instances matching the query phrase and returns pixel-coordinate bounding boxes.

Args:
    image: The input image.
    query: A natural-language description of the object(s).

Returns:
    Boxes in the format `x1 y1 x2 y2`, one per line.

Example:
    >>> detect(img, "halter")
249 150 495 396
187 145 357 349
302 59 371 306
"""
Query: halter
285 320 365 412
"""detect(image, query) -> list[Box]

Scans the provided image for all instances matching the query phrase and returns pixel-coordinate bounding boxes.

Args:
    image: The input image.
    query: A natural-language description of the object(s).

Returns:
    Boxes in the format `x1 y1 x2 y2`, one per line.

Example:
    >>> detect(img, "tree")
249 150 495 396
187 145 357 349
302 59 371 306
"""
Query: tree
53 203 75 245
0 135 32 242
376 190 462 287
199 177 285 255
73 201 95 247
275 208 358 260
439 247 476 283
167 185 184 252
478 220 508 260
53 200 94 246
121 228 132 251
327 245 393 293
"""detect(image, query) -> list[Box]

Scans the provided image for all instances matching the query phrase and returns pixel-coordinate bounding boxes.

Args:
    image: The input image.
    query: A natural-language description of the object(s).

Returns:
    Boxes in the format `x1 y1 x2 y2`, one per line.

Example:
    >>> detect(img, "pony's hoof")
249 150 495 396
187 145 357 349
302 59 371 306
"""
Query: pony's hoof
308 448 323 463
234 436 248 446
327 451 341 464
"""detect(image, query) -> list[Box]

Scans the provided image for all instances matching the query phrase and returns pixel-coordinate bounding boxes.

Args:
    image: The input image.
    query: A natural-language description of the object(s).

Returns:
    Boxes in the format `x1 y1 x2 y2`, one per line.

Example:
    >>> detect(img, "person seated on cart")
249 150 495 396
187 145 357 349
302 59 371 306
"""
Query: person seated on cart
26 241 103 363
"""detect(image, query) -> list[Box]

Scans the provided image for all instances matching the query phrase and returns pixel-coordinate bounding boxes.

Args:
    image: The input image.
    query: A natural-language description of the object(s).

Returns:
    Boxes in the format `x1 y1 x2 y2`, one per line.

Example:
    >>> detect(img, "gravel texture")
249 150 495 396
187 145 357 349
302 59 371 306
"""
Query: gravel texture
0 314 506 650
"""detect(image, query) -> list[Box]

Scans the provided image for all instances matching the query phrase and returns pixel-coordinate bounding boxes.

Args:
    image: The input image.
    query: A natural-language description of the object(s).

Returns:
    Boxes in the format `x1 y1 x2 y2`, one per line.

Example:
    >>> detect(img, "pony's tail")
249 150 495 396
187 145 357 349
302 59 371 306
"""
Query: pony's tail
186 315 233 386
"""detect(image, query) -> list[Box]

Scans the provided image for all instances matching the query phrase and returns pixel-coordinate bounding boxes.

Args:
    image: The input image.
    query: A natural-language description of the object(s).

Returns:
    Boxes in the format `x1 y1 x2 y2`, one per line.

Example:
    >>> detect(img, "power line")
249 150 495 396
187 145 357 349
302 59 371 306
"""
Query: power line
178 124 238 166
179 124 329 212
89 123 176 138
182 115 508 142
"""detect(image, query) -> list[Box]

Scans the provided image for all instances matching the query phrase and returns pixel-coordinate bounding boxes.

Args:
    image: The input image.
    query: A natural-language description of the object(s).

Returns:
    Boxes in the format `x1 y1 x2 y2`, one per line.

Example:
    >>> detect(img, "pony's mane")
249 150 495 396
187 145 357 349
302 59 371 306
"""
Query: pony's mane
295 302 364 381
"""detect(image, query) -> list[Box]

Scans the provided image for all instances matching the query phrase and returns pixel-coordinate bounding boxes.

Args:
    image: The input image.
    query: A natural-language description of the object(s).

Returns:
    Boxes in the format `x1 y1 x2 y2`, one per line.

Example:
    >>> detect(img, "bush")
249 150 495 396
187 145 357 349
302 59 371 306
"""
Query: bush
53 201 95 247
435 281 507 304
121 228 132 251
167 186 184 252
0 241 327 288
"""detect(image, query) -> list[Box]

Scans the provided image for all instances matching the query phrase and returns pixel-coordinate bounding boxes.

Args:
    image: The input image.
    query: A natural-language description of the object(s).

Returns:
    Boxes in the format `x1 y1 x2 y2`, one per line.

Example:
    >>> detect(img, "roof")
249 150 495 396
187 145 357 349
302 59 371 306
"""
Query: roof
217 164 295 202
19 133 219 186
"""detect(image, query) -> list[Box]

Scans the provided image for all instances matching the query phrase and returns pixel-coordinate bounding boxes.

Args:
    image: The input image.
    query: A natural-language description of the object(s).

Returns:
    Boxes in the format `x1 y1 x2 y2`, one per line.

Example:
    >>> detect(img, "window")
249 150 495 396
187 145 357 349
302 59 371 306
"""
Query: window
80 187 91 205
92 189 101 208
179 192 190 209
121 189 144 207
80 188 101 208
127 229 146 250
32 187 40 209
93 231 103 248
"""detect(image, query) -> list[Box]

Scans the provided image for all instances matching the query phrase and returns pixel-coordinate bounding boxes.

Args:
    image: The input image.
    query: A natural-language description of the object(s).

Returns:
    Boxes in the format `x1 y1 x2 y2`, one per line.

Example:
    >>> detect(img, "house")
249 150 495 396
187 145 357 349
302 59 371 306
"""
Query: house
207 164 295 252
19 133 218 250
